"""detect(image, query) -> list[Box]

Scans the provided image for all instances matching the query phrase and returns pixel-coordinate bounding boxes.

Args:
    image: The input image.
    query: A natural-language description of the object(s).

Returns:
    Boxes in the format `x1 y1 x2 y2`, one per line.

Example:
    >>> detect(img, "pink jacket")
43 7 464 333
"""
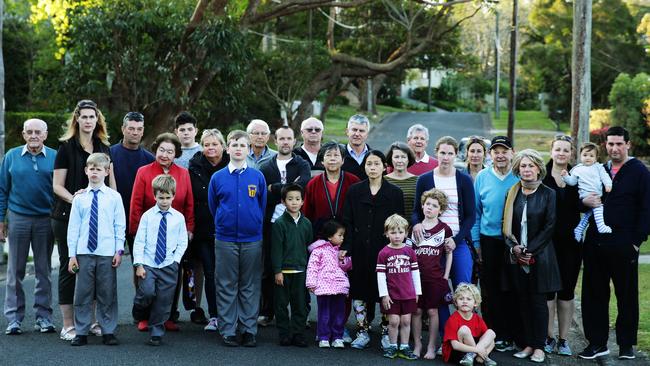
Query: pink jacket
306 240 351 296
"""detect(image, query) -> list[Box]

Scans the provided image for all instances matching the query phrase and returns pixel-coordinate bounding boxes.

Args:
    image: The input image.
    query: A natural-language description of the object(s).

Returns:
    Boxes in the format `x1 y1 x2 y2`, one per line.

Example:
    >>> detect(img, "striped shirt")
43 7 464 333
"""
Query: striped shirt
433 175 460 236
385 175 419 221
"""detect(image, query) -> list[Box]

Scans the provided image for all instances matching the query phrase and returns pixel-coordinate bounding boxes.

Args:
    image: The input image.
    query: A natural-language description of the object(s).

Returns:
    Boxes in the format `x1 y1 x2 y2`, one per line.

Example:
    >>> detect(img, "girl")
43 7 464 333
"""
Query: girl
306 220 352 348
376 214 421 360
411 189 453 359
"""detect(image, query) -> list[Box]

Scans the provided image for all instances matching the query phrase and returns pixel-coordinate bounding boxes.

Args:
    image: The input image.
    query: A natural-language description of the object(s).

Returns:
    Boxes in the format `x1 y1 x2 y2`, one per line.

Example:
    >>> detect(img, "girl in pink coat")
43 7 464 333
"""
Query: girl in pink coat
306 220 351 348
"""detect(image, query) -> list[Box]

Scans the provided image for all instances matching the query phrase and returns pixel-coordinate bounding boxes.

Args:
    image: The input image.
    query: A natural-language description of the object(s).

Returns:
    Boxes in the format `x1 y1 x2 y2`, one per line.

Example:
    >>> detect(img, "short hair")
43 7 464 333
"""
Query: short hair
321 220 345 240
226 130 250 146
421 189 448 213
300 117 323 131
579 142 599 154
152 174 176 196
361 149 387 167
453 283 482 306
86 153 111 169
200 128 226 147
281 183 304 200
275 125 294 138
23 119 48 131
175 111 197 128
151 133 182 159
385 142 416 168
384 214 409 233
246 119 270 134
122 111 144 127
317 141 345 164
347 114 371 129
511 149 547 180
406 124 429 141
606 126 629 142
435 136 459 154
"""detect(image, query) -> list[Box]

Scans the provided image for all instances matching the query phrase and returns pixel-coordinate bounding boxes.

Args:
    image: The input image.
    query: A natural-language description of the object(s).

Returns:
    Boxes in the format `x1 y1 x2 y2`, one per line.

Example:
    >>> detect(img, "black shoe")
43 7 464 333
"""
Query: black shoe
223 335 239 347
619 346 635 360
71 335 88 346
292 333 308 347
279 335 291 346
190 308 208 325
102 334 119 346
578 344 610 359
170 310 180 322
241 332 257 347
147 336 161 346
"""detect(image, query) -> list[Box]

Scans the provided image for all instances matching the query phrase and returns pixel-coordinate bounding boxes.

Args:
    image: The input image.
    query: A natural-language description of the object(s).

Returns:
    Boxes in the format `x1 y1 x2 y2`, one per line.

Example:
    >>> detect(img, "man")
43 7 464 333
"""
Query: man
579 126 650 361
470 135 519 352
293 117 325 173
246 119 277 169
174 111 202 169
341 114 371 180
258 126 311 327
109 112 154 287
0 119 57 335
405 124 438 175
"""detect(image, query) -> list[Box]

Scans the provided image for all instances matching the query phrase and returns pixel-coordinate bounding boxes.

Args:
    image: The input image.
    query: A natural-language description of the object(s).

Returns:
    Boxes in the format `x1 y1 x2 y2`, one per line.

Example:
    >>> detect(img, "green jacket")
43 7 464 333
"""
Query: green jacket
271 211 313 274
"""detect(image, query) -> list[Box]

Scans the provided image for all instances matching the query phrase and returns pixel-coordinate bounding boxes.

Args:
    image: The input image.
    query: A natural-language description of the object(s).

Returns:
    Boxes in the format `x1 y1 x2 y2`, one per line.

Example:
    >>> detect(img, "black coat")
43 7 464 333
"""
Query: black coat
293 145 324 172
342 179 405 300
340 143 370 181
188 151 229 243
258 153 312 221
503 184 561 293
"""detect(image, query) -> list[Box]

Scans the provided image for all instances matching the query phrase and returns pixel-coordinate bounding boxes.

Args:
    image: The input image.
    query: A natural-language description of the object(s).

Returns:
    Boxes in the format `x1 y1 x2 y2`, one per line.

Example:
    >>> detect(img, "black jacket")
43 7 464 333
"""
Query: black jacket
542 161 581 246
258 154 312 221
342 179 404 300
340 143 370 181
293 145 324 172
188 151 229 243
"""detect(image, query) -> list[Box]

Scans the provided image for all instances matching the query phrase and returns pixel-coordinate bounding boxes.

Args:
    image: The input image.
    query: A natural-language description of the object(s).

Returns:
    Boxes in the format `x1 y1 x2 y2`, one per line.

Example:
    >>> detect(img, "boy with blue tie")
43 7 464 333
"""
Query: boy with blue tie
132 174 188 346
67 153 126 346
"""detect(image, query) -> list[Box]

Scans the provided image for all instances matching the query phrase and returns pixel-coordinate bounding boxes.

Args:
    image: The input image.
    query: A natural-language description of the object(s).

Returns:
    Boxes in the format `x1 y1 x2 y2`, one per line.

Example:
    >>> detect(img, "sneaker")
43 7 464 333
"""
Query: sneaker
204 317 218 332
383 345 398 359
350 331 370 349
102 334 119 346
147 336 162 346
436 345 443 356
59 326 75 341
484 357 498 366
319 340 331 348
241 332 256 347
544 337 557 353
619 346 635 360
495 340 515 352
164 320 179 331
380 334 391 351
398 346 419 360
257 315 272 327
137 320 148 332
5 321 22 335
342 328 353 344
332 339 345 348
190 308 208 325
89 322 102 336
292 333 308 347
557 338 572 356
460 352 476 366
223 335 239 347
578 344 610 359
71 335 88 346
34 318 55 333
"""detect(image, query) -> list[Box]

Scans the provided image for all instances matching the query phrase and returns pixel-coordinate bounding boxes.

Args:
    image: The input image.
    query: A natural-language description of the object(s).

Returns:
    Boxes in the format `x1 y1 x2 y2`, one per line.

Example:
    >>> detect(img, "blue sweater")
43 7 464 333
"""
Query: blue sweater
0 145 57 221
208 165 267 242
471 167 519 247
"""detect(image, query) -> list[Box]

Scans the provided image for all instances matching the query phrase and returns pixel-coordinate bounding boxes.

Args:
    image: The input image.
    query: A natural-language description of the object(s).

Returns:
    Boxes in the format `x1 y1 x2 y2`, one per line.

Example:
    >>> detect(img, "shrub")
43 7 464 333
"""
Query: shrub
4 112 69 150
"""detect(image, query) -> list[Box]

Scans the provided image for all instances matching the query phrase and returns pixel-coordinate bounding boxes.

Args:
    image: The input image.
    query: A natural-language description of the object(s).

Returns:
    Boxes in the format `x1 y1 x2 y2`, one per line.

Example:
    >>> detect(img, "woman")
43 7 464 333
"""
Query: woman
340 150 404 349
502 149 561 363
130 132 195 330
52 99 116 341
542 135 581 356
384 142 418 221
463 136 488 181
188 129 229 331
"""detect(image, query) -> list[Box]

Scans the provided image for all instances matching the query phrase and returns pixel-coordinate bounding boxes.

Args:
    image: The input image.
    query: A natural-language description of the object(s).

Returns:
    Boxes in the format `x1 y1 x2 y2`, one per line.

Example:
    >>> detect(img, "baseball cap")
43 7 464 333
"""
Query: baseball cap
490 135 513 150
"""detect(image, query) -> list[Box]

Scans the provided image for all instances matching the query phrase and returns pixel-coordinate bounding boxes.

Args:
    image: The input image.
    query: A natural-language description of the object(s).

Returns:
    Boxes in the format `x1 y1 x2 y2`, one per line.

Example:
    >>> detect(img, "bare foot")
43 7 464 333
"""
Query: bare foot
413 343 422 358
423 350 436 360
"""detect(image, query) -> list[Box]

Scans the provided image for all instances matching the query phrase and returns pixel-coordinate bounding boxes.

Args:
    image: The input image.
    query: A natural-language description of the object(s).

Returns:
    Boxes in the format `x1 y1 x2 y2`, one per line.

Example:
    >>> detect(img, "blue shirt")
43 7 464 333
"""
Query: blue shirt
471 167 519 247
133 206 188 268
67 184 126 257
346 144 369 165
0 145 57 221
246 146 277 169
174 144 202 169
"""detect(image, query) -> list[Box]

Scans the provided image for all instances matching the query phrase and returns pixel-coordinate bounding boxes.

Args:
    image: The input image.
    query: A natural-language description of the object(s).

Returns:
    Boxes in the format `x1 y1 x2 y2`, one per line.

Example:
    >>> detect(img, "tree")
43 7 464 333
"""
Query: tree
608 72 650 155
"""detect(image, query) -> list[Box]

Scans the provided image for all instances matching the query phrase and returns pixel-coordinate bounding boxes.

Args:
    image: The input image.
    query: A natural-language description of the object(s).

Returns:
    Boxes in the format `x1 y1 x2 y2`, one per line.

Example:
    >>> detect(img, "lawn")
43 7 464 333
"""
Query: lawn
323 104 407 141
491 110 570 132
641 238 650 255
512 132 554 158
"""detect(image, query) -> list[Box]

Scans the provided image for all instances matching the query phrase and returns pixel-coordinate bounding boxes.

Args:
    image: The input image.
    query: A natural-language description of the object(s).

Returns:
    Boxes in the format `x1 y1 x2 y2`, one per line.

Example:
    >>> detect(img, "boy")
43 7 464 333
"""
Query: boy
442 283 497 366
208 130 267 347
173 111 201 169
271 183 313 347
67 153 126 346
132 174 188 346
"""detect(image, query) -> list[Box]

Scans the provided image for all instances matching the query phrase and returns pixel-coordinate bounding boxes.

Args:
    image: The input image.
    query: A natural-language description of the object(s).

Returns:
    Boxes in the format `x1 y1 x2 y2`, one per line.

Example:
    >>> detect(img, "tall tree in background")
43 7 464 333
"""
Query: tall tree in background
571 0 591 149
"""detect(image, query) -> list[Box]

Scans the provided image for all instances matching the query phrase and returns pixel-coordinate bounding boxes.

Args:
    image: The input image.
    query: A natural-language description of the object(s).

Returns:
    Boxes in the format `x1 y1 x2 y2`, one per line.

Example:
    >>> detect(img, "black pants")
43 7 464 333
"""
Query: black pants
52 219 75 305
195 239 218 318
515 278 548 350
260 224 274 319
582 242 639 348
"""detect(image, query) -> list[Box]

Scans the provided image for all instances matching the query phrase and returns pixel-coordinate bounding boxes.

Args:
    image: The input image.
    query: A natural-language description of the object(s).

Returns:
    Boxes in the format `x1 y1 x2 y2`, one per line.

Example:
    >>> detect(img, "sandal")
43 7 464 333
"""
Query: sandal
59 326 76 341
89 322 102 336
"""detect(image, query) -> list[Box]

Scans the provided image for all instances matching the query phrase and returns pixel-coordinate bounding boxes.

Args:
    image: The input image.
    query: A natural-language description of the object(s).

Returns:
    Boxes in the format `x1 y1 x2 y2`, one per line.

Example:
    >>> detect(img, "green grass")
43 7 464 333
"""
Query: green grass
491 110 570 132
640 238 650 255
323 104 408 141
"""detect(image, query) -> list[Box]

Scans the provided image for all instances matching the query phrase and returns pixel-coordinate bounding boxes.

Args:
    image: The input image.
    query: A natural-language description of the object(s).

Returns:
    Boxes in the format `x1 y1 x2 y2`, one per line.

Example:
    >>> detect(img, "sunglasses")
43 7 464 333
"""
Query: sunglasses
76 99 97 110
123 112 144 122
304 128 322 133
553 134 572 142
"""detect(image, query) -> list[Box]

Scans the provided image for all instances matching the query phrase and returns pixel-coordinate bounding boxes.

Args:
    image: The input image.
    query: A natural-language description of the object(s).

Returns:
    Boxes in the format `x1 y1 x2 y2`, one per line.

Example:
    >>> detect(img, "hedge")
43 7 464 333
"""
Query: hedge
4 112 70 151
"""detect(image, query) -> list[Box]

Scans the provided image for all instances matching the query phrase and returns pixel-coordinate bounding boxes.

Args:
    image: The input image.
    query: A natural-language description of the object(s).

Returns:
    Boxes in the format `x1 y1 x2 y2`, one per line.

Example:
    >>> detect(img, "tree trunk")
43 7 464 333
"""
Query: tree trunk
571 0 592 155
506 0 518 142
0 0 5 159
142 103 181 147
359 74 386 115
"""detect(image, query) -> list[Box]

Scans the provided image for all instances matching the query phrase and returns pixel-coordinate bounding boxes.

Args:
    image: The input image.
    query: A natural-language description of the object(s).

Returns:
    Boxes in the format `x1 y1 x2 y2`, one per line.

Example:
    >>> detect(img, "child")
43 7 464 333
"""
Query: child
561 142 613 241
442 283 496 366
410 189 453 359
306 220 352 348
132 174 188 346
376 214 421 360
271 183 313 347
67 153 126 346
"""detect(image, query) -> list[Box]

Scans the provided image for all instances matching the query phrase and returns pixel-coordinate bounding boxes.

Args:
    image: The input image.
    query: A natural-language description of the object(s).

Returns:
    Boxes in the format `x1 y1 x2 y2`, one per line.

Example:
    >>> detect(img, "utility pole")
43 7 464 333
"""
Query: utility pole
494 9 501 119
507 0 518 141
571 0 592 154
0 0 5 160
427 65 432 112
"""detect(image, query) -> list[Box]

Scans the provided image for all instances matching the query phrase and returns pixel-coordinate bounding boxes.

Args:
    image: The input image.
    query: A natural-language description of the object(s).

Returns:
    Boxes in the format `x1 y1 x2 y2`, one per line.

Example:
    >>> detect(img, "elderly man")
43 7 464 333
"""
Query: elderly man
293 117 324 173
341 114 371 180
406 124 438 175
0 119 57 335
246 119 277 169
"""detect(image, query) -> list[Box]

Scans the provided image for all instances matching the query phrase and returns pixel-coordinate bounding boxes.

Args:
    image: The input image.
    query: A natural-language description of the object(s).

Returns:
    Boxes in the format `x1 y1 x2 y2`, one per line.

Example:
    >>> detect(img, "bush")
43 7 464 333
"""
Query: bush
609 72 650 155
4 112 70 150
589 109 611 131
380 96 403 108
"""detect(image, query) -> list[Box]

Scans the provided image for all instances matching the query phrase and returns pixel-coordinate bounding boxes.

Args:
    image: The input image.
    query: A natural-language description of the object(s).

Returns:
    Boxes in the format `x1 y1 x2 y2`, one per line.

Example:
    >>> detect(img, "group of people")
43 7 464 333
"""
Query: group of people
1 100 649 364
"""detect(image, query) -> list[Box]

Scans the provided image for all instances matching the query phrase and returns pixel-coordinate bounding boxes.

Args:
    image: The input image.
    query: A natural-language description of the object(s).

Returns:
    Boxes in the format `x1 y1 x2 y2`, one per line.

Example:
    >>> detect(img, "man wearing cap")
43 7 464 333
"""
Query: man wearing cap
293 117 325 173
246 119 277 169
109 112 154 287
341 114 371 180
471 135 519 352
0 119 57 335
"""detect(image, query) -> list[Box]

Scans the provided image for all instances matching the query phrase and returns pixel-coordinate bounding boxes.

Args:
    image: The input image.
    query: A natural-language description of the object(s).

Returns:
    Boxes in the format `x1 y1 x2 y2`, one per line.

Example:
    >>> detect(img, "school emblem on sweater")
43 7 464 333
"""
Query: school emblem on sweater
248 185 257 197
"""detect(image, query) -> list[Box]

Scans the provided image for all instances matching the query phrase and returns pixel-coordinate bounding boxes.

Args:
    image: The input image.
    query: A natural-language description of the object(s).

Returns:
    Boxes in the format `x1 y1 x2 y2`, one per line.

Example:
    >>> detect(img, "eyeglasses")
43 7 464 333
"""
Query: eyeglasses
123 111 144 122
553 134 572 142
31 155 39 172
76 99 97 110
304 128 322 133
250 131 269 136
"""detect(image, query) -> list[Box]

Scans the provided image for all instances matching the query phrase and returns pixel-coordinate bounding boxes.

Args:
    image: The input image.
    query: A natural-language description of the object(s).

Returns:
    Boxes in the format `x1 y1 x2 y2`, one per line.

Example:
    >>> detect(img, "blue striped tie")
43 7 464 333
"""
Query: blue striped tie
155 211 169 265
87 189 99 252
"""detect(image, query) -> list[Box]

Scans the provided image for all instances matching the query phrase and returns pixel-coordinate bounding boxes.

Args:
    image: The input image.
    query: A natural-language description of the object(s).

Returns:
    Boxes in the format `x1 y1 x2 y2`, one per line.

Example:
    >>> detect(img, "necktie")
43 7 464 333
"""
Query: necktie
87 189 99 252
155 211 169 265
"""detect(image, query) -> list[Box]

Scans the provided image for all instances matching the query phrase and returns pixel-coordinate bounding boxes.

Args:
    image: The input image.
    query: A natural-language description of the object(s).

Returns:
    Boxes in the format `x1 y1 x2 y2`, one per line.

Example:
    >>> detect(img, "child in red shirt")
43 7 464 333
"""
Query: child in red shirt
443 283 496 365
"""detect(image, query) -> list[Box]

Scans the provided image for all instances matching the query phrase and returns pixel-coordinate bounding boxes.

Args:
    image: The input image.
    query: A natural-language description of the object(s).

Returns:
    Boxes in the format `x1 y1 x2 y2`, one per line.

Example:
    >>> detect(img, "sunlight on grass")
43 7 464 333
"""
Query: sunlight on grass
491 110 569 132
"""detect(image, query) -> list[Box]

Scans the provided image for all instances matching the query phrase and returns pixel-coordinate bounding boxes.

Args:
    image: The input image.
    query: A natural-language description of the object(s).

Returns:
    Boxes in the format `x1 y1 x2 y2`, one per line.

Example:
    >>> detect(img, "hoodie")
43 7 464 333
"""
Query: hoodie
306 239 351 296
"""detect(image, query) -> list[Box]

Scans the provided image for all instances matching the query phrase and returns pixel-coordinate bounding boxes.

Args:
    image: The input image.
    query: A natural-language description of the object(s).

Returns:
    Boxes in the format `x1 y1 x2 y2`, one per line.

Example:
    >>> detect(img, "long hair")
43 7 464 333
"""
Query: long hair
60 99 110 145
